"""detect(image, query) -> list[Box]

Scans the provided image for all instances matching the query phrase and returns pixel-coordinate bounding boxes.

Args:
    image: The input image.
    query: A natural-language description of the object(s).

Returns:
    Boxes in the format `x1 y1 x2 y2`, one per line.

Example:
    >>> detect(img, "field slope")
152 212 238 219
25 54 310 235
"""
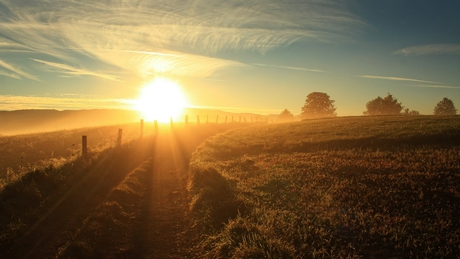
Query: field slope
189 116 460 258
0 123 241 258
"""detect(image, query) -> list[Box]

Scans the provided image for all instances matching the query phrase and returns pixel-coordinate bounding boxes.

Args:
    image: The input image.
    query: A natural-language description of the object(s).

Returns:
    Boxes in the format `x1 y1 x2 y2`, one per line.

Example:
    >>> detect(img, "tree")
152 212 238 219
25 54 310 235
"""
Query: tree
301 92 336 118
363 93 403 115
404 108 420 116
278 109 294 122
434 98 457 115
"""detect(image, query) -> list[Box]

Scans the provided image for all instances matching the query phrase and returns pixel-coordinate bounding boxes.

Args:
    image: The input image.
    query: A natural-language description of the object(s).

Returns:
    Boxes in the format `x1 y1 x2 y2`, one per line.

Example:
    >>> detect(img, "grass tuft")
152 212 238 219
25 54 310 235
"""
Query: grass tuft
189 166 247 231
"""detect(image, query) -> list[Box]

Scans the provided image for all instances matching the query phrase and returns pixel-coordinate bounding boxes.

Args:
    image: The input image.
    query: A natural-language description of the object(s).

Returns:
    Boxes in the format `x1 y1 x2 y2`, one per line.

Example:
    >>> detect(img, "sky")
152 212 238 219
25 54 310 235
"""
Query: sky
0 0 459 116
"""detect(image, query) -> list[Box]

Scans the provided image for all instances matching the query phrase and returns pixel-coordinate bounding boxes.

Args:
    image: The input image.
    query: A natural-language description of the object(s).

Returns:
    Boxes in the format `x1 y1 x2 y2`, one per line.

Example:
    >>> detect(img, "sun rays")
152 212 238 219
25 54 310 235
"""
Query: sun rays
133 77 188 122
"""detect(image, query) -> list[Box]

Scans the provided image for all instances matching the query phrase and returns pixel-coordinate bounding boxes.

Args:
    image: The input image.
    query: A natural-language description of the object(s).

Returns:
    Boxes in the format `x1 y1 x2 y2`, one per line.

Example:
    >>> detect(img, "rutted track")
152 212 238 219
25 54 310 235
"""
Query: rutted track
0 124 239 258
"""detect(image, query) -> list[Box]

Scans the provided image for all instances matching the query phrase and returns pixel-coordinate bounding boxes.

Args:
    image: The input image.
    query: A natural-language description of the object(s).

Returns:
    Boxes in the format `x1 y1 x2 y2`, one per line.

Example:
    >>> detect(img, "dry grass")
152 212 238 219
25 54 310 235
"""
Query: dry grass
0 136 155 257
189 116 460 258
0 122 148 189
56 159 153 259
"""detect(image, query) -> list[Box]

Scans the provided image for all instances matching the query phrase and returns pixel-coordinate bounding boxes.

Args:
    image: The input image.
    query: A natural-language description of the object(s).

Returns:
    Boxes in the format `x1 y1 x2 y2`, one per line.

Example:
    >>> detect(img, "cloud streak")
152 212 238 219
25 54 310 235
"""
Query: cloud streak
0 94 132 110
412 84 460 89
0 58 40 81
0 69 21 79
253 63 325 73
394 44 460 56
359 75 439 84
31 58 123 81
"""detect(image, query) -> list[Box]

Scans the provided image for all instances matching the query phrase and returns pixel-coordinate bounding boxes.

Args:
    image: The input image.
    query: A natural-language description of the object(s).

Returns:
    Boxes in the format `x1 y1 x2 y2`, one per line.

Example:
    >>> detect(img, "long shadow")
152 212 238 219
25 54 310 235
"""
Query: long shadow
0 137 155 258
208 131 460 160
131 125 239 258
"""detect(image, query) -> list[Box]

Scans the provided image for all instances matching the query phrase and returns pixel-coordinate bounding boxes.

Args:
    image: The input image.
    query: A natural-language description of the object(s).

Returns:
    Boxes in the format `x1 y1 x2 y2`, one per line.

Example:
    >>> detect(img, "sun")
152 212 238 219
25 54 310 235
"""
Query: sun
134 77 188 122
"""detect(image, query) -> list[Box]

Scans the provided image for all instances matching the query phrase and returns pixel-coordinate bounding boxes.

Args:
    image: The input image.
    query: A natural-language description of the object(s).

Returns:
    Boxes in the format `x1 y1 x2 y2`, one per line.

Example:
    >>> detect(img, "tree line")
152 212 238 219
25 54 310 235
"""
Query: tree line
278 92 457 120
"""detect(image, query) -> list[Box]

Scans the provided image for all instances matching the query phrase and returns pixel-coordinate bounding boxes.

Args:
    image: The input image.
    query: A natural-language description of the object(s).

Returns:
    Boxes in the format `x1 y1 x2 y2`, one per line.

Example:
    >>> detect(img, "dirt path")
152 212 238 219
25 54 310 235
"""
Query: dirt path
138 128 218 258
142 138 200 258
1 125 234 258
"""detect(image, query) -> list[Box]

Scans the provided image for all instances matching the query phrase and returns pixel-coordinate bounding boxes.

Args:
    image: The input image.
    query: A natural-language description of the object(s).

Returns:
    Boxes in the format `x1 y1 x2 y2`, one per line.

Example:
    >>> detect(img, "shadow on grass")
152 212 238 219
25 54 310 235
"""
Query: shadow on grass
0 137 155 258
189 166 247 232
209 130 460 160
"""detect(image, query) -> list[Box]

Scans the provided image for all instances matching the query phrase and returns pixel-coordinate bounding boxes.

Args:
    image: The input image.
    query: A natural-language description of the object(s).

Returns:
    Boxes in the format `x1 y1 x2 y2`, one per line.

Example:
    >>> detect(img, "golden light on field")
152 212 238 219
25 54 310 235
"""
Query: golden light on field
133 78 188 122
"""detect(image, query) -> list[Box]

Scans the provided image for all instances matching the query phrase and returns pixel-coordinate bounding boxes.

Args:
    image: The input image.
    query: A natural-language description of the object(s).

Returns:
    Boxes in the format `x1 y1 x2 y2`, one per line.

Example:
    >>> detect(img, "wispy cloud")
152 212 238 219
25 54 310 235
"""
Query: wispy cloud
0 41 15 47
412 84 460 89
0 0 366 80
394 44 460 56
253 63 325 73
359 75 439 84
0 58 40 81
0 40 35 53
31 58 123 81
0 94 132 110
0 69 21 79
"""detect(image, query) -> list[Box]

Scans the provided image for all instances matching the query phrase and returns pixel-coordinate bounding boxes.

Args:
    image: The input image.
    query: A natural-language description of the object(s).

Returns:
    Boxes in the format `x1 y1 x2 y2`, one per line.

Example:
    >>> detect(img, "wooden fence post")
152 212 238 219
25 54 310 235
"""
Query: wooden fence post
244 117 247 123
82 135 87 158
225 116 228 123
185 115 189 126
117 129 123 146
232 116 234 122
197 115 200 125
154 120 159 136
216 115 219 123
170 117 174 129
140 119 144 138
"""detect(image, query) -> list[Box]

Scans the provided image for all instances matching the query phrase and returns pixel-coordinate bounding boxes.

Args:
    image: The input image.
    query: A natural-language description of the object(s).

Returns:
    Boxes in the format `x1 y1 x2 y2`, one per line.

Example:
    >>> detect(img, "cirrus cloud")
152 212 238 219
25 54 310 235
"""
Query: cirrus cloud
0 0 366 80
394 44 460 56
359 75 439 84
0 94 132 110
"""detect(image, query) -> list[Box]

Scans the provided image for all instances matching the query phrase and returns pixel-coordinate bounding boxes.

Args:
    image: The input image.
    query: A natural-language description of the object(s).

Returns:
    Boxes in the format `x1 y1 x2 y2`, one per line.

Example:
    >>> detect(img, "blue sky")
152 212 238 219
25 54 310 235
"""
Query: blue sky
0 0 459 116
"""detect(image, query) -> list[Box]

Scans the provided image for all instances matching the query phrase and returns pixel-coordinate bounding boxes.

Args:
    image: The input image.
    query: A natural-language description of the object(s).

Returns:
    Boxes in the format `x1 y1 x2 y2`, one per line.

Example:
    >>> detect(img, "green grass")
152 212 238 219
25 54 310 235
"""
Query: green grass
189 116 460 258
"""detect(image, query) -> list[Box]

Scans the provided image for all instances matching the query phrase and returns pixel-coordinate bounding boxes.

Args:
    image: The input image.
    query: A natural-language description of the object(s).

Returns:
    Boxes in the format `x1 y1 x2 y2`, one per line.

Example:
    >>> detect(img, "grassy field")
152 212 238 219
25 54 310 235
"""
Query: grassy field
188 116 460 258
0 122 246 258
0 122 160 189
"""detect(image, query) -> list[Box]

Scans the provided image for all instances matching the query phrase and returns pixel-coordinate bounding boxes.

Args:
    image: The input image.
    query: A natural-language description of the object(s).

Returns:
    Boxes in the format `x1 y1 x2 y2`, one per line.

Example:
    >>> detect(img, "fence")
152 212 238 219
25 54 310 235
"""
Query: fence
80 115 273 158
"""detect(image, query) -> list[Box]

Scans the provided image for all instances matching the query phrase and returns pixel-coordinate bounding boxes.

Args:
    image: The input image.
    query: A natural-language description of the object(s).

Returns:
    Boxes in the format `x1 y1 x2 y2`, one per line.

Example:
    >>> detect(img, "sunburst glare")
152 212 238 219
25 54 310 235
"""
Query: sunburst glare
134 77 188 122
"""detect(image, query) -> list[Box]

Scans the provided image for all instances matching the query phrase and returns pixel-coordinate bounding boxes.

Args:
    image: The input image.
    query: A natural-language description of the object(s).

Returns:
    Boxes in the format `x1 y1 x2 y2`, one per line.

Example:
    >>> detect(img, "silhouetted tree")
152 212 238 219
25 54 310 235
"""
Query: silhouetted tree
434 98 457 115
278 109 294 122
363 93 403 115
301 92 336 118
404 108 420 116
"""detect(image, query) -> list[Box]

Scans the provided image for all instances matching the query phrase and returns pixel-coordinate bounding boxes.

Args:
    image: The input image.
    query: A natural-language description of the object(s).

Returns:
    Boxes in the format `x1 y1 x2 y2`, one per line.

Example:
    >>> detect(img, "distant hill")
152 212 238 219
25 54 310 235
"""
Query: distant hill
0 108 273 135
0 109 141 135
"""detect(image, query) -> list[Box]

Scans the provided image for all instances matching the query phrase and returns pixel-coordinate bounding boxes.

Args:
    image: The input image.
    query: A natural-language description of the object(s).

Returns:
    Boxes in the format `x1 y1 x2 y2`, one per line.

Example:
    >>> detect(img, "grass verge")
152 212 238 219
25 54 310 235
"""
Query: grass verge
56 159 152 258
188 116 460 258
0 137 154 257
